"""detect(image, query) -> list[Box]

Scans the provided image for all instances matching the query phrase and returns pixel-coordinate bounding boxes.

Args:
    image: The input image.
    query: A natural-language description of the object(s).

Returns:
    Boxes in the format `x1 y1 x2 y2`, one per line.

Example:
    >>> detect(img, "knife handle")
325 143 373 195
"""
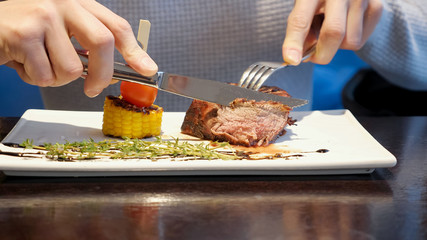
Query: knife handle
110 61 159 88
77 52 159 88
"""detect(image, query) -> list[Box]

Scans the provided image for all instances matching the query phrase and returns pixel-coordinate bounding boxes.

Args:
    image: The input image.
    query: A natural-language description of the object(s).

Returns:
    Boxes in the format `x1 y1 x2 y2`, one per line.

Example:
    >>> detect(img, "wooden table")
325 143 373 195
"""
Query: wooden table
0 116 426 240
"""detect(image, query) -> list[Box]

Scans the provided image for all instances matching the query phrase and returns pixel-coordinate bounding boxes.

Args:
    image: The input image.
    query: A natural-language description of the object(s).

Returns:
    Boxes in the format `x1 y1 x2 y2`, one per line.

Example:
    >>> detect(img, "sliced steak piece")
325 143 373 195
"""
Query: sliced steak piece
181 86 295 147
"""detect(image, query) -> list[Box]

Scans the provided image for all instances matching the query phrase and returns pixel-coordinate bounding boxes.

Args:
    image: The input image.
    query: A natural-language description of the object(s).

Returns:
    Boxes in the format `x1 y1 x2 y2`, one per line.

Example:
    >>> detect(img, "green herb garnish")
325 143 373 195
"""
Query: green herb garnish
20 137 237 161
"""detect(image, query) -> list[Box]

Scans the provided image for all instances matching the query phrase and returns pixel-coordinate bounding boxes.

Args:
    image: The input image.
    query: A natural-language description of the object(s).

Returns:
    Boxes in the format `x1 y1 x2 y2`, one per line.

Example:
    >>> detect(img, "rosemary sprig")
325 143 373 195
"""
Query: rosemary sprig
19 137 238 161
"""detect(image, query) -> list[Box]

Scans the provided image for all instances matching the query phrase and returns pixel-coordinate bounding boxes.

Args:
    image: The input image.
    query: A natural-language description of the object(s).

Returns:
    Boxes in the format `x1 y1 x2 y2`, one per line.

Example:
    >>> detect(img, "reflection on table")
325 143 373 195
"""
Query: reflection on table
0 116 426 239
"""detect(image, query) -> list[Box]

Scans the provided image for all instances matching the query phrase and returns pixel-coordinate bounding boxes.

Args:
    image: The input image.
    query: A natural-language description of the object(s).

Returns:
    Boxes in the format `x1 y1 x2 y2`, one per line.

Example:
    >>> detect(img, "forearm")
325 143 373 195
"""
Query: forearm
356 0 427 90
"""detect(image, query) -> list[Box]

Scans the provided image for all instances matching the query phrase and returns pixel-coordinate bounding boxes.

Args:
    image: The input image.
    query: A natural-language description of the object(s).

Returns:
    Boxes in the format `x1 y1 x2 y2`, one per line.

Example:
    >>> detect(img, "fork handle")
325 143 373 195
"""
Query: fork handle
301 44 316 62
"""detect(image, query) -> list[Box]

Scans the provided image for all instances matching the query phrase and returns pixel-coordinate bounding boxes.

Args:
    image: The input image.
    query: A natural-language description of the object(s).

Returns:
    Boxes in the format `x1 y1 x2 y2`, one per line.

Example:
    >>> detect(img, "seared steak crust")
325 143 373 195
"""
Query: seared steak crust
181 86 295 147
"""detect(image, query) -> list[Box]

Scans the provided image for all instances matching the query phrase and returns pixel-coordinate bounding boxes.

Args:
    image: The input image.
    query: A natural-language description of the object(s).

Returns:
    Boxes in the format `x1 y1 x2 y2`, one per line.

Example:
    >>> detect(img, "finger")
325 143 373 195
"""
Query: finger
312 0 349 64
5 60 34 85
283 0 320 65
20 40 55 86
0 52 10 66
0 0 54 87
78 0 158 76
64 4 115 98
341 0 367 50
45 21 83 87
360 0 383 45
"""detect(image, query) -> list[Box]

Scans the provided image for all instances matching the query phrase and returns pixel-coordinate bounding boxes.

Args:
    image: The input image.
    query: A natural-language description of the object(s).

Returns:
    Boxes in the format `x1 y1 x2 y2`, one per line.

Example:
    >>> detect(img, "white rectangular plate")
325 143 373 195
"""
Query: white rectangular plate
0 109 396 176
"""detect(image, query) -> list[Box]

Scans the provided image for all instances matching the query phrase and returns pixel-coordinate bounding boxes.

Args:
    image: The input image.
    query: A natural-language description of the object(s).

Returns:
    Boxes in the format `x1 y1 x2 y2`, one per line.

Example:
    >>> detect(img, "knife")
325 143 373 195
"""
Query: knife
78 53 308 108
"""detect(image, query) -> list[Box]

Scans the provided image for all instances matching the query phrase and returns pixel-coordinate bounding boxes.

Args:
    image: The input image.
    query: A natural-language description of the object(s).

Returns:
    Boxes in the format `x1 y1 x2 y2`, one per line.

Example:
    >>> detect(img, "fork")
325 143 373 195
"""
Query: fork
238 44 317 91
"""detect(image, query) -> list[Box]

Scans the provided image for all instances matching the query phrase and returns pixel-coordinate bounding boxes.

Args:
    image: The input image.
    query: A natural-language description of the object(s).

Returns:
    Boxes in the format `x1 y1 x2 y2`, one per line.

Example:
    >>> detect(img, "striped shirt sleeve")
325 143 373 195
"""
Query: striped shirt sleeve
356 0 427 90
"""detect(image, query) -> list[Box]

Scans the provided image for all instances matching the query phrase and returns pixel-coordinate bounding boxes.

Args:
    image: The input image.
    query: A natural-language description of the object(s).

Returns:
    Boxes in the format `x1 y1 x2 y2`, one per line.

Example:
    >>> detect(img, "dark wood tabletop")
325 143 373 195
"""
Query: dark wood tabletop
0 115 426 240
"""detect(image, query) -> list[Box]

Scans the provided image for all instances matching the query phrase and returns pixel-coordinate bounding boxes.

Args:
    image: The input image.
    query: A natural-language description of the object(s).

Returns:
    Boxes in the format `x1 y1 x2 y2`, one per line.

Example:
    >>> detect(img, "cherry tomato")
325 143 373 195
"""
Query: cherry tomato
120 81 158 107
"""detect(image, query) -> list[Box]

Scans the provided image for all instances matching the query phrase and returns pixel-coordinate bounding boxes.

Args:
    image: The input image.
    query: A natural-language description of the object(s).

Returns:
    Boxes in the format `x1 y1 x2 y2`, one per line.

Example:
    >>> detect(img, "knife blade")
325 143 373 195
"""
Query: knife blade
78 53 308 108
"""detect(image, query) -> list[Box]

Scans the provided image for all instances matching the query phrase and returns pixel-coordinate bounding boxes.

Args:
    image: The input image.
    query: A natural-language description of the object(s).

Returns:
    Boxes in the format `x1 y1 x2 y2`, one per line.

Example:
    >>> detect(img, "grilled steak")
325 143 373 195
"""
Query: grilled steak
181 86 295 147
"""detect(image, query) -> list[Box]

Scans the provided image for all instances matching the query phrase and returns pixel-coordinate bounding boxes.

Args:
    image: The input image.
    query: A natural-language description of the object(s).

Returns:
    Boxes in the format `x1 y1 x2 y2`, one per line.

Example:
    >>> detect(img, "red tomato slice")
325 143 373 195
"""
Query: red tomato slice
120 81 158 108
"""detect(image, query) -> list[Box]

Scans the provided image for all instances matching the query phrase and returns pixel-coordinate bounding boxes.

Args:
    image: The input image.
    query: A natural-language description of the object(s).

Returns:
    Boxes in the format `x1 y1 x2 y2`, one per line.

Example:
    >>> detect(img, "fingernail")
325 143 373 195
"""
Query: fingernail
285 49 301 65
86 88 102 98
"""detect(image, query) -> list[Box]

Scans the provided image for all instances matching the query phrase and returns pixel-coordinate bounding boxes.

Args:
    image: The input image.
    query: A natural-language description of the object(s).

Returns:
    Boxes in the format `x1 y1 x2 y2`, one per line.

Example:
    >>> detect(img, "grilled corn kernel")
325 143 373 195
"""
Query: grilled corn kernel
102 96 163 139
